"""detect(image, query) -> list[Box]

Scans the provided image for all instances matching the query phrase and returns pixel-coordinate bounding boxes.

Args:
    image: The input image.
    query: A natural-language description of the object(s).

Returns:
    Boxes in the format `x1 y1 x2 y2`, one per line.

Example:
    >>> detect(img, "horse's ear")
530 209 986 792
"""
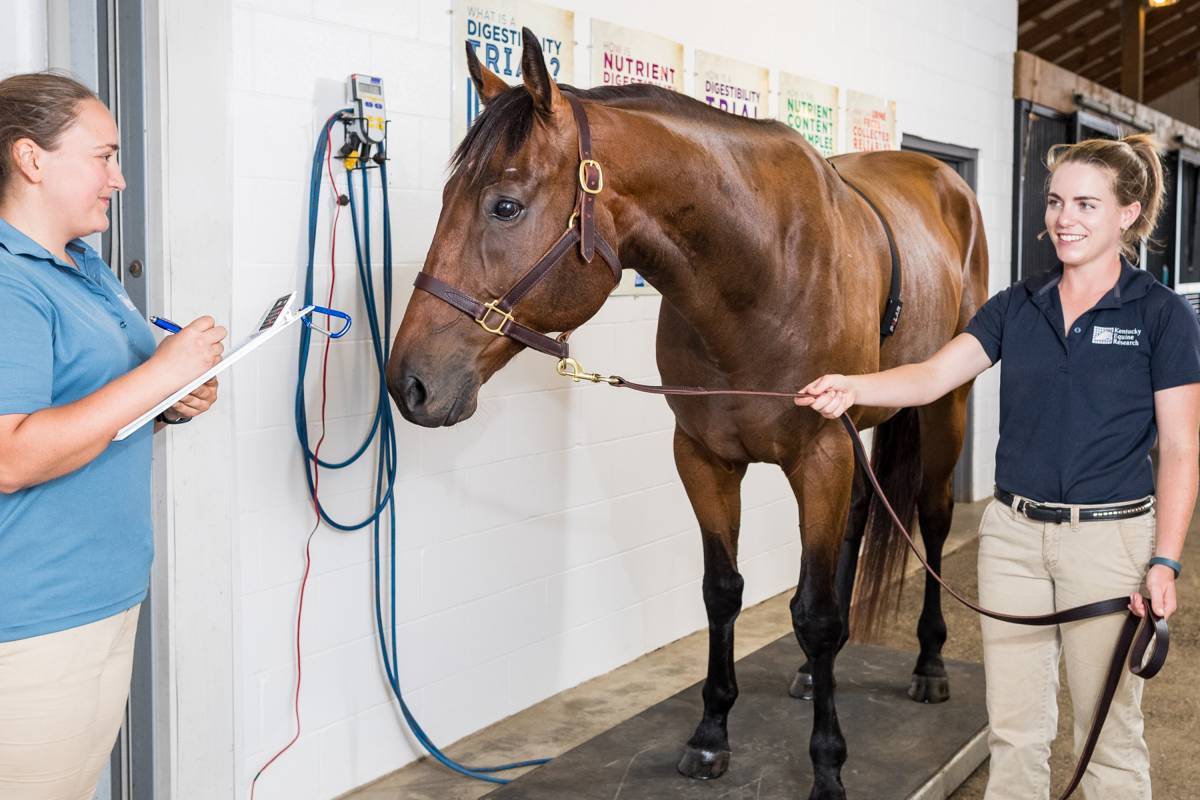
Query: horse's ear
466 41 509 105
520 27 562 114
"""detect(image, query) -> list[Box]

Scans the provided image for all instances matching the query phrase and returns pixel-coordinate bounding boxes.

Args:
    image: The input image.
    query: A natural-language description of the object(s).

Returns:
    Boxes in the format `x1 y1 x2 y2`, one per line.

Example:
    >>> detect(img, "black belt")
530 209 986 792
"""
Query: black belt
994 489 1155 524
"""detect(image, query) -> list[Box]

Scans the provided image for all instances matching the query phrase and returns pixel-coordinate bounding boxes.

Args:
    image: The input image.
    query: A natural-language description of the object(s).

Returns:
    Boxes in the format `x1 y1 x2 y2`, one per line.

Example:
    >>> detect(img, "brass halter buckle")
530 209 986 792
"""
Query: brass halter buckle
578 159 604 195
477 300 514 335
556 357 618 385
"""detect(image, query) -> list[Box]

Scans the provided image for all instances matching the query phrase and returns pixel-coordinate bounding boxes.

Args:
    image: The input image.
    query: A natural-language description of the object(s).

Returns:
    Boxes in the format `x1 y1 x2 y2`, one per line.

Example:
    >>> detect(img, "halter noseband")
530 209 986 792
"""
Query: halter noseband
412 93 622 368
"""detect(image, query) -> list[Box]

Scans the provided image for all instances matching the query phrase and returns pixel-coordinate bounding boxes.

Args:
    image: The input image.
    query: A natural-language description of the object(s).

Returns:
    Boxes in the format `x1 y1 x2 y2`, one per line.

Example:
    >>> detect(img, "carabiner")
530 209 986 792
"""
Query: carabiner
302 305 353 339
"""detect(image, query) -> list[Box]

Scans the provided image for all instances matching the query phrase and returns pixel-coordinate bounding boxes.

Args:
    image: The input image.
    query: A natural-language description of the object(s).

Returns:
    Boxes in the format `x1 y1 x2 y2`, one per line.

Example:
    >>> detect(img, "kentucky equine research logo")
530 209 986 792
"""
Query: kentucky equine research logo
1091 326 1141 347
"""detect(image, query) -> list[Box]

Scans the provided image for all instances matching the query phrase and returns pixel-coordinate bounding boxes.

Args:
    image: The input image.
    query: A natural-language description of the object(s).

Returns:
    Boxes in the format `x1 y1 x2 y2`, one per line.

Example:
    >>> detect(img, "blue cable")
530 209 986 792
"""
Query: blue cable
295 111 550 783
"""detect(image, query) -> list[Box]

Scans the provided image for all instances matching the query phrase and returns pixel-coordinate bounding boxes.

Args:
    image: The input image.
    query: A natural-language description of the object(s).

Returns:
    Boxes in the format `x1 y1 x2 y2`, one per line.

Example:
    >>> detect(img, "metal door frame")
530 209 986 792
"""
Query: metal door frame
44 2 160 797
1172 147 1200 294
95 0 155 797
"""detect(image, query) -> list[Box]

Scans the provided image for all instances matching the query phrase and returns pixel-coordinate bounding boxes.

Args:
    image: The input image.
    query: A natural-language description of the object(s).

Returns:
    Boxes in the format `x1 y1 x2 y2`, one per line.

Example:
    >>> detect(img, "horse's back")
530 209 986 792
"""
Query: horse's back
830 150 989 362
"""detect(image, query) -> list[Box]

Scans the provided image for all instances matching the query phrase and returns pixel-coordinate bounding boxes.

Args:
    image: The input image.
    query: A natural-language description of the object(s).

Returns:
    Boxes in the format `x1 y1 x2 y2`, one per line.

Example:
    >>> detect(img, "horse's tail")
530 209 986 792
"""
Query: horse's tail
850 405 923 639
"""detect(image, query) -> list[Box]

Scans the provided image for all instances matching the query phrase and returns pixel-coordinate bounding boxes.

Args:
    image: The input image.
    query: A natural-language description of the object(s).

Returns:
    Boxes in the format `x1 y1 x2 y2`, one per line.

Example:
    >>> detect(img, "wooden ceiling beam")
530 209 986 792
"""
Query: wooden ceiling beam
1121 0 1146 101
1096 25 1200 85
1062 29 1120 72
1069 5 1197 78
1019 0 1074 27
1020 0 1105 52
1144 50 1200 100
1040 10 1120 63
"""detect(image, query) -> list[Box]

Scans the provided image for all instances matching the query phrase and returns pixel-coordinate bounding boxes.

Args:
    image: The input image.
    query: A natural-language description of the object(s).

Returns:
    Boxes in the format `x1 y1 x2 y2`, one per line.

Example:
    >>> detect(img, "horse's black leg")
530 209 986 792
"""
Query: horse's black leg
907 396 966 704
788 426 853 800
791 465 868 699
673 427 747 781
909 480 952 703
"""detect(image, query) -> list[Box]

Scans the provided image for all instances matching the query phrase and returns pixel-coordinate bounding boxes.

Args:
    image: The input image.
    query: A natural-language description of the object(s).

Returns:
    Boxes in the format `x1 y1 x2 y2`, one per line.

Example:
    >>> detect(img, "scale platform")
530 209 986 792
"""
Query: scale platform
486 639 988 800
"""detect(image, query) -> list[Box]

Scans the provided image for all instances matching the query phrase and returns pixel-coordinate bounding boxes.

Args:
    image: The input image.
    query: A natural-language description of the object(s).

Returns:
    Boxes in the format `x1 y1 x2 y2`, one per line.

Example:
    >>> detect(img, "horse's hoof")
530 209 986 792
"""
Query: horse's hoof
908 673 951 703
789 669 814 700
677 745 730 780
808 777 847 800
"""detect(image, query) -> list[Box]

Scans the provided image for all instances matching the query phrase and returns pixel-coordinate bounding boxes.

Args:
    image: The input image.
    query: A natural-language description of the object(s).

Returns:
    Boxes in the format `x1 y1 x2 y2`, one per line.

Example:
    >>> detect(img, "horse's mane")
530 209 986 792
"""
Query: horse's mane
450 82 783 184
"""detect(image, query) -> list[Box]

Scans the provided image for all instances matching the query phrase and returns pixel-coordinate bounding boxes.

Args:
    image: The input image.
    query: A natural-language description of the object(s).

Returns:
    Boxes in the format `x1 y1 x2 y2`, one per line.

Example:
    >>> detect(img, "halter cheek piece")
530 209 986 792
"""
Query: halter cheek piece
412 93 622 369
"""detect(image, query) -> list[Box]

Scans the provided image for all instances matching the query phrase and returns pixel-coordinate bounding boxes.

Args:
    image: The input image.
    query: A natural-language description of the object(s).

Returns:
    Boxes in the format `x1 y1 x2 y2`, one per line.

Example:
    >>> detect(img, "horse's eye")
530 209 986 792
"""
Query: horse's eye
491 198 523 221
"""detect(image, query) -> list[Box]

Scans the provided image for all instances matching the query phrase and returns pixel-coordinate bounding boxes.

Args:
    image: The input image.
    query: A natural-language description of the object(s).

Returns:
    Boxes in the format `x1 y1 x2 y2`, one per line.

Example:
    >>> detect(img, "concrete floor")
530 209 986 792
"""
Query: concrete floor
344 496 1200 798
342 501 987 800
483 641 988 800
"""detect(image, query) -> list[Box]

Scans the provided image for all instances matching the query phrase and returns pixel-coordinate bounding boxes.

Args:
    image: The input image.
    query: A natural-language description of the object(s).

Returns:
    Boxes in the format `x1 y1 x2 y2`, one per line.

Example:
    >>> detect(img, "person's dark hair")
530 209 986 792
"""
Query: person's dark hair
0 72 98 199
1046 133 1166 261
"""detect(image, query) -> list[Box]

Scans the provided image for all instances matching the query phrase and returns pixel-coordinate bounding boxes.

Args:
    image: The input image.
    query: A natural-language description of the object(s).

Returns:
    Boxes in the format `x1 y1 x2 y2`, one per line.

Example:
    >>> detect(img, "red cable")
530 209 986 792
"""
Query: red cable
250 128 342 800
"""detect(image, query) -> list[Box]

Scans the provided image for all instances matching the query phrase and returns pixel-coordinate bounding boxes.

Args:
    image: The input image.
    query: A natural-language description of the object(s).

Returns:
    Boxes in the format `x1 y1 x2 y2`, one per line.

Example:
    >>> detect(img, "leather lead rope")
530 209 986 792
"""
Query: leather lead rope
601 376 1168 800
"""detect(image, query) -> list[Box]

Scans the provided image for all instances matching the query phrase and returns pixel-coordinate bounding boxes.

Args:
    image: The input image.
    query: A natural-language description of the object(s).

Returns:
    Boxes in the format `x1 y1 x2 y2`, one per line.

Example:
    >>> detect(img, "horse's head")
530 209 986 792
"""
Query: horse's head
387 29 620 427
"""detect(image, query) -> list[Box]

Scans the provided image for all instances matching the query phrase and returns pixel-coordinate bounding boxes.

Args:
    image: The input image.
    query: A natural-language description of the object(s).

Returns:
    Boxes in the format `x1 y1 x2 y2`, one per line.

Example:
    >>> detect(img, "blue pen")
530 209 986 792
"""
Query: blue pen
149 315 182 334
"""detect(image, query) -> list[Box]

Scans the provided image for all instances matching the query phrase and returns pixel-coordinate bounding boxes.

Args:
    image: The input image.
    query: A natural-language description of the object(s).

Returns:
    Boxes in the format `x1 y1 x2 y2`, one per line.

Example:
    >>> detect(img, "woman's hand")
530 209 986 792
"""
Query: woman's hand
161 378 218 422
795 374 857 419
1129 564 1177 620
150 316 226 385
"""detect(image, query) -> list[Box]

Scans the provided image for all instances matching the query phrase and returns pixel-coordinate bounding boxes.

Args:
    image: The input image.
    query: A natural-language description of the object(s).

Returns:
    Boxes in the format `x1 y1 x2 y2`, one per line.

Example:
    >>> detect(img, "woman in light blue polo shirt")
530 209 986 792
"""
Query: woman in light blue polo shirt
0 73 226 799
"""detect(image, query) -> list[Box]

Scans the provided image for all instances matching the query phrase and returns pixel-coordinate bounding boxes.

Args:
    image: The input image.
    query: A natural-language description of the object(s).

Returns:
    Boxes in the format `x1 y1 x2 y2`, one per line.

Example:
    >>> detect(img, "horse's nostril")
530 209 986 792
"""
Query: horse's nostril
403 374 427 411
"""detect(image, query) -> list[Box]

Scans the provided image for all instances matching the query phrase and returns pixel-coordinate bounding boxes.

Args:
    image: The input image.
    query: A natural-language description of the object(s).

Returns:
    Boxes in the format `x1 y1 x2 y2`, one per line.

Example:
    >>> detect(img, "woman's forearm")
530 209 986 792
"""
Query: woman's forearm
849 334 994 409
0 360 175 491
1154 444 1198 562
849 362 942 408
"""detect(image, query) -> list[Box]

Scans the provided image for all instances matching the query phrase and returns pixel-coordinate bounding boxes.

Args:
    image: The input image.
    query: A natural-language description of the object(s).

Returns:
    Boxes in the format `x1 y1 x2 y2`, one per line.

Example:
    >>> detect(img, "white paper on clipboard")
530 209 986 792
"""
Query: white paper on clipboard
115 292 311 441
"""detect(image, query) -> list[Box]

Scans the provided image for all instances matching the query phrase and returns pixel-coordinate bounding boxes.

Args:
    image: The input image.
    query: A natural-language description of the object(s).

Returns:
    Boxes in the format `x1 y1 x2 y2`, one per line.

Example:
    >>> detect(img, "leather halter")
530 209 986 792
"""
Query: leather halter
412 92 622 360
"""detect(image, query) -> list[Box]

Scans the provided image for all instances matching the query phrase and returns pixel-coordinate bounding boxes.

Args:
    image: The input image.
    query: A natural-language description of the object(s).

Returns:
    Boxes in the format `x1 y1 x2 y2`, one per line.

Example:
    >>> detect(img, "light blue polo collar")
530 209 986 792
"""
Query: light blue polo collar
0 217 92 270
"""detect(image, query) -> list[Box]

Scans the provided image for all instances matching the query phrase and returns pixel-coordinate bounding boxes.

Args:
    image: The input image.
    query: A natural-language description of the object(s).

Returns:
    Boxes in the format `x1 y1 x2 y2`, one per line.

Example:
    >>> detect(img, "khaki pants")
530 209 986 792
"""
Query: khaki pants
0 605 140 800
978 498 1155 800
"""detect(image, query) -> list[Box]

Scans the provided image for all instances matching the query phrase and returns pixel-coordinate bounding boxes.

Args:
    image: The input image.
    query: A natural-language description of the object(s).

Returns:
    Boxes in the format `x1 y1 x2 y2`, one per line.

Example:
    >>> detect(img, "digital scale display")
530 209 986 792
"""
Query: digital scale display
350 74 387 145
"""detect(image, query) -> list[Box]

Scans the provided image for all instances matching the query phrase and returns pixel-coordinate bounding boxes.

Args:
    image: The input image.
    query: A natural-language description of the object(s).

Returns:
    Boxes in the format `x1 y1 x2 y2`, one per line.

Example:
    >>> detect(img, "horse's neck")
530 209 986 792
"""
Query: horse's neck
602 109 835 348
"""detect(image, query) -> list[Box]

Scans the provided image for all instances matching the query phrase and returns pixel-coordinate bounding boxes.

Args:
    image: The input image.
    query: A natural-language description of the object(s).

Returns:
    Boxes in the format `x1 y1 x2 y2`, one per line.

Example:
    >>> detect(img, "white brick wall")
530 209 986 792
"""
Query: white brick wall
219 4 1015 799
0 0 46 76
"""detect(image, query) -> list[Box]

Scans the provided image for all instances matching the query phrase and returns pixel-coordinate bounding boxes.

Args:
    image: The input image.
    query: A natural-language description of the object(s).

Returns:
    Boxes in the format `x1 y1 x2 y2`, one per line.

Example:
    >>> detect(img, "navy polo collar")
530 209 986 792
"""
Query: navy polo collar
1026 256 1154 309
0 218 91 269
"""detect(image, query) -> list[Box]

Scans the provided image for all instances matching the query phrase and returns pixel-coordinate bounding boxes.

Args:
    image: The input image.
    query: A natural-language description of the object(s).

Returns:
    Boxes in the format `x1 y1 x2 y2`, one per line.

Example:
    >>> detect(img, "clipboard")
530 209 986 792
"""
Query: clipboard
114 292 350 441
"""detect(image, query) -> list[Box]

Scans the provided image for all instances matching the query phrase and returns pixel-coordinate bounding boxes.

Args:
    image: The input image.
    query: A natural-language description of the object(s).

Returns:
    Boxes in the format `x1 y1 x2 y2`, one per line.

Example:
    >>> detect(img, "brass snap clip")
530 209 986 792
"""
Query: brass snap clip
556 357 617 384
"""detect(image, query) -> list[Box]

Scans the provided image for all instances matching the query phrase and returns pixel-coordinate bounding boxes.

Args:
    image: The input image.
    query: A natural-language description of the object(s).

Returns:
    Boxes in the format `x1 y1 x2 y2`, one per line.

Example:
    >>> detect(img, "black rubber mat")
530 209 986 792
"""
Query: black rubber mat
486 638 987 799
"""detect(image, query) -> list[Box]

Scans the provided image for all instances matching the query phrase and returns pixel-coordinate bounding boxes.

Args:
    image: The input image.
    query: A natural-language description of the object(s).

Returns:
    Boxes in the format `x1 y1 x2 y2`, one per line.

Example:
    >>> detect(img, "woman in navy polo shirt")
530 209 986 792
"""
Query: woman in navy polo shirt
0 73 226 799
797 133 1200 799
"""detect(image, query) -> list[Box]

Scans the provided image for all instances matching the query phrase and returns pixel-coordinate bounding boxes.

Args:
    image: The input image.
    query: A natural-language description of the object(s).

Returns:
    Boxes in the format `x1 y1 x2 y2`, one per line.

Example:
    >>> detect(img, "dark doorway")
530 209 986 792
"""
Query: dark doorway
901 134 980 503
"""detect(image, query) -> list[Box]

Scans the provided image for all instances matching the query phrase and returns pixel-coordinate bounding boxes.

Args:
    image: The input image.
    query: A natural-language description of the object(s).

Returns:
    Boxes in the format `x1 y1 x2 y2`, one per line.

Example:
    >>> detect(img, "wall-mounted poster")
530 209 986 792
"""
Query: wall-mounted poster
846 90 897 152
452 0 575 143
590 19 683 92
778 73 839 158
694 51 769 119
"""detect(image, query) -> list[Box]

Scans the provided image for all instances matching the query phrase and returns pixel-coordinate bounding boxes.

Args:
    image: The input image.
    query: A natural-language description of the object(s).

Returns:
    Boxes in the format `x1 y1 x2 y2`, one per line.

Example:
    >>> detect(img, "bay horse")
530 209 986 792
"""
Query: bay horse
387 30 987 799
